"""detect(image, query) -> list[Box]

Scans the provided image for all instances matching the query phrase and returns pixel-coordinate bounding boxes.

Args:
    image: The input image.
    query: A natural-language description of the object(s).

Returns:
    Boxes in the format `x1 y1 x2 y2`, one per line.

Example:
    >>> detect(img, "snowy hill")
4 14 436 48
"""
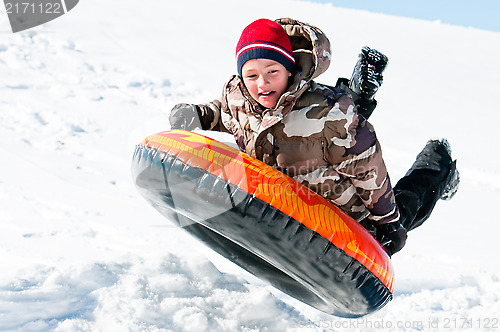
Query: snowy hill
1 0 500 330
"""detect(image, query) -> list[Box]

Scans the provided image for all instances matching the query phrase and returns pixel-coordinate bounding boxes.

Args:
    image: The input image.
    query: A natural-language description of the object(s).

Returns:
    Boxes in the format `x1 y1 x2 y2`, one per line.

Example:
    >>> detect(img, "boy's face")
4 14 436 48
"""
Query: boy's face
241 59 292 109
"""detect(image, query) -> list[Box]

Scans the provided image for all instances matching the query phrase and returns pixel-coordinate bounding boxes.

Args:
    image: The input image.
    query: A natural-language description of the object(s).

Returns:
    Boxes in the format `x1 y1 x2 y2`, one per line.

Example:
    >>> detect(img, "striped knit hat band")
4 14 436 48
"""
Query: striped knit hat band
236 19 295 77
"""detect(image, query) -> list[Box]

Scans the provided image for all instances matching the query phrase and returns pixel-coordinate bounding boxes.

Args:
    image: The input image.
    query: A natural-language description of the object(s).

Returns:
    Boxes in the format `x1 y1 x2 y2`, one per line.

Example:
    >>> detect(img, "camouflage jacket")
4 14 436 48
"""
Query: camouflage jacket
193 18 399 224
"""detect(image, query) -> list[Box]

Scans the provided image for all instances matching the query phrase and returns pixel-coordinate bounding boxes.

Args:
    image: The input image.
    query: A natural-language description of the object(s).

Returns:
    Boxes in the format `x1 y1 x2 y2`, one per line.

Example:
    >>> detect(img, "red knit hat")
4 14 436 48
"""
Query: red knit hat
236 19 295 77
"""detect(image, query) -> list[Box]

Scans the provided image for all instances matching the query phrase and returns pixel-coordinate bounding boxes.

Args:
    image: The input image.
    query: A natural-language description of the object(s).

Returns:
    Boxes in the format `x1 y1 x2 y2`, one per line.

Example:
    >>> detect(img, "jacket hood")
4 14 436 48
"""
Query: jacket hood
276 18 332 83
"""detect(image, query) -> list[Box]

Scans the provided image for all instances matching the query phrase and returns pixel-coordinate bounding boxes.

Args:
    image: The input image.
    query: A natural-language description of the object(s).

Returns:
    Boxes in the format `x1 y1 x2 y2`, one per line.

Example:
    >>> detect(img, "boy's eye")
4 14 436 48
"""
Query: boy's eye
246 74 257 79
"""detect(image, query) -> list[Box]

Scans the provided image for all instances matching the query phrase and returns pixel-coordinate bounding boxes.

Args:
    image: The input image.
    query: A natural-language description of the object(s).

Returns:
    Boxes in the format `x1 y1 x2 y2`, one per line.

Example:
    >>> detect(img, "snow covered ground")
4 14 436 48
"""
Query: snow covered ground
1 0 500 330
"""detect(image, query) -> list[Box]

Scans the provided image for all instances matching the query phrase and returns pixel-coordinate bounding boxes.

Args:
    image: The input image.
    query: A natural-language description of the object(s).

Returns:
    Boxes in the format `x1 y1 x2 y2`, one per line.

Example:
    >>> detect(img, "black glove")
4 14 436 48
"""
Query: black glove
169 103 202 131
376 222 407 256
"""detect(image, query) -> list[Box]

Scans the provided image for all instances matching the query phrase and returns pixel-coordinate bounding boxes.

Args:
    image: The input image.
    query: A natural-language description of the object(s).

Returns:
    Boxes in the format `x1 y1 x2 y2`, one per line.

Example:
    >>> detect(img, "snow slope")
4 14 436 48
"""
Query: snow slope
1 0 500 330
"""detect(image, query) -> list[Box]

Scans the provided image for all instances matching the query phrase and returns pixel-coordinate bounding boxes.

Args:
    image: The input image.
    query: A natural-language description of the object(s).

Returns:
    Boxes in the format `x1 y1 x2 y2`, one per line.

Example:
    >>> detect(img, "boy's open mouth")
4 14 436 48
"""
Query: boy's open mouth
259 91 274 96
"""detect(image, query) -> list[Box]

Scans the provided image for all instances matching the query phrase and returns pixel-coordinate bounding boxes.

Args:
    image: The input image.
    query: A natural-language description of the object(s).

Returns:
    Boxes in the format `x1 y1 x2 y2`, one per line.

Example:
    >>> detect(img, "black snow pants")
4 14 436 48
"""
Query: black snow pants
393 168 447 232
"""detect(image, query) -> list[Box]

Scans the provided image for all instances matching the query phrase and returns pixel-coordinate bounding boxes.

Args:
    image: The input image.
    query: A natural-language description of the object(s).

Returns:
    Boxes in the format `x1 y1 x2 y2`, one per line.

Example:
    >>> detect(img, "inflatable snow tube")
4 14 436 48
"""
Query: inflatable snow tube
131 130 394 317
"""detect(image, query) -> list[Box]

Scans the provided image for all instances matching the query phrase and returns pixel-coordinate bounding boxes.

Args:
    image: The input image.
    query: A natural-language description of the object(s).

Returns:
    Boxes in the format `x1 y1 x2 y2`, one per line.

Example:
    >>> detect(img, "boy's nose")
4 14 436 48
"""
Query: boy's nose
257 76 269 88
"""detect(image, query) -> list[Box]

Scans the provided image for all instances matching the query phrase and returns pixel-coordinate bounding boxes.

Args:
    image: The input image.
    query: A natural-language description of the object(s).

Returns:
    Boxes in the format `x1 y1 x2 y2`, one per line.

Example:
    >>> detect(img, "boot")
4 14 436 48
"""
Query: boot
405 139 460 200
336 46 388 119
394 139 460 231
349 46 388 102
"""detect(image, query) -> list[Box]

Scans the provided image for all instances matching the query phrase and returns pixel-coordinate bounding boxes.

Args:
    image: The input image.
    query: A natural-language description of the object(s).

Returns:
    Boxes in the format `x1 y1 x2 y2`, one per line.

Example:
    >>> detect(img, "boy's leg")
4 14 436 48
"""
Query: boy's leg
336 46 388 120
394 139 460 231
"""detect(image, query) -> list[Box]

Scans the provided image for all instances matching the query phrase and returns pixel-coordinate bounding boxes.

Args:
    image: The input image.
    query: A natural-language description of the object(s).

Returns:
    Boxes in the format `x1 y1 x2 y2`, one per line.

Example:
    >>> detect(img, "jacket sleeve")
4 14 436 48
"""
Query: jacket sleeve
326 95 400 224
195 76 241 133
196 99 229 132
169 99 230 132
189 79 235 132
343 137 400 225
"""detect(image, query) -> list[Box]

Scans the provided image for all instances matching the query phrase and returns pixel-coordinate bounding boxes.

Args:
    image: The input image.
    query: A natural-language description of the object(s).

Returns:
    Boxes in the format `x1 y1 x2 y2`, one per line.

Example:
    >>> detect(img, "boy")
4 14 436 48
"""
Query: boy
169 18 459 255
